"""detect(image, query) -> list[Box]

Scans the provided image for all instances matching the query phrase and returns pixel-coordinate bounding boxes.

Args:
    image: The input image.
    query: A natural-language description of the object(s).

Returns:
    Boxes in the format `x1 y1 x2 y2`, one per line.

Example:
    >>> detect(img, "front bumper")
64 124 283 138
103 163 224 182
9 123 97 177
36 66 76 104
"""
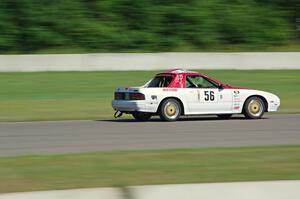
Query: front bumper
267 96 280 112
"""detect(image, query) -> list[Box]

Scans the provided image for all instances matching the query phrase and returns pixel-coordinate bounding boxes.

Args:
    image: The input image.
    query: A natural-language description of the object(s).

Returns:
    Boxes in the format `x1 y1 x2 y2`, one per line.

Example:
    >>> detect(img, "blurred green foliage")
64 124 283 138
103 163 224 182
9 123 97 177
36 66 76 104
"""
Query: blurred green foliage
0 0 298 53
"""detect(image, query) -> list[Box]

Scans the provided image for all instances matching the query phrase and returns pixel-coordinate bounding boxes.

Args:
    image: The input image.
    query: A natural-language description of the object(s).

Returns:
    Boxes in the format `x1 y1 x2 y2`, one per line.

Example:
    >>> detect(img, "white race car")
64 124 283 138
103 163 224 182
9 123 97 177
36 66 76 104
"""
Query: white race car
112 69 280 121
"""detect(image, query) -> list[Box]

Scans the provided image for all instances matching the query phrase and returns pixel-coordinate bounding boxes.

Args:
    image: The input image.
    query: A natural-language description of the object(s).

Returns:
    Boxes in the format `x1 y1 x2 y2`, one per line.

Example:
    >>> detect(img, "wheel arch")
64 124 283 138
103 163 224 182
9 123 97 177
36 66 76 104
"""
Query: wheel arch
242 95 268 113
157 97 185 115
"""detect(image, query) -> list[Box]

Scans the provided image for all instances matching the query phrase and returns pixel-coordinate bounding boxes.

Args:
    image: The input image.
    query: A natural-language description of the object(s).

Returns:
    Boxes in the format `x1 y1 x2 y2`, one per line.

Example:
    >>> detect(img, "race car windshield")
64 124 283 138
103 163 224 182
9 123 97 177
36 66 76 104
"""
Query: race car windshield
147 75 173 87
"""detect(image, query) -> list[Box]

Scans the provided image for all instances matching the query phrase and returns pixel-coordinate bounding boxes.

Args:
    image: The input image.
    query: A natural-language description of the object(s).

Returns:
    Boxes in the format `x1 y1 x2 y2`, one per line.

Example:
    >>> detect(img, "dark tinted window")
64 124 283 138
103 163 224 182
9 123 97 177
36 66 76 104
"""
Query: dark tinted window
148 76 173 88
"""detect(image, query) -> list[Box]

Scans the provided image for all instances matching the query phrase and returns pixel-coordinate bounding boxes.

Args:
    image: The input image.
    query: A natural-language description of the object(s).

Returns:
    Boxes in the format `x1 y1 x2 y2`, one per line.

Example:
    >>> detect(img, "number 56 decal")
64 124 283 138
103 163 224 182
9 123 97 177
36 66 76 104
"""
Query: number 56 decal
204 91 215 101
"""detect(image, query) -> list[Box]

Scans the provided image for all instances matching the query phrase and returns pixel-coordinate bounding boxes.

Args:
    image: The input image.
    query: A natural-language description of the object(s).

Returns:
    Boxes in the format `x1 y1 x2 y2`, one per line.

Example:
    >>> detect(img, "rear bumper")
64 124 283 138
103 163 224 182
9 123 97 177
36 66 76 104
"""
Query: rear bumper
112 100 148 112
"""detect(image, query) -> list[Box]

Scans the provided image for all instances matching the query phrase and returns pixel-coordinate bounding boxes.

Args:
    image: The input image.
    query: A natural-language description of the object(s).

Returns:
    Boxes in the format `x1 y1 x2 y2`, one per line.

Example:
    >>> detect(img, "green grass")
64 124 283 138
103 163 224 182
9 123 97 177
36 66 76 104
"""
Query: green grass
0 70 299 122
0 145 299 193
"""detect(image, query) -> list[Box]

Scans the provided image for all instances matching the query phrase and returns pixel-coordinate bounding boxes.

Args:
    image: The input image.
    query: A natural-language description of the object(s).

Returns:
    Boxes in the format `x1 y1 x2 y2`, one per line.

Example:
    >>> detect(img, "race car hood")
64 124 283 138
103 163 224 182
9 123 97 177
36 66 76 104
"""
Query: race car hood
225 85 253 90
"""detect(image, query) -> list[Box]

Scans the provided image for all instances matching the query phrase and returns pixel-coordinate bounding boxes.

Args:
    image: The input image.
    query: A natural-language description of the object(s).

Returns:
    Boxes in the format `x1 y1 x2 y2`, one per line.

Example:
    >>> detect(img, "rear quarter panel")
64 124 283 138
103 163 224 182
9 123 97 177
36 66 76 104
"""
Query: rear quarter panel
139 88 188 113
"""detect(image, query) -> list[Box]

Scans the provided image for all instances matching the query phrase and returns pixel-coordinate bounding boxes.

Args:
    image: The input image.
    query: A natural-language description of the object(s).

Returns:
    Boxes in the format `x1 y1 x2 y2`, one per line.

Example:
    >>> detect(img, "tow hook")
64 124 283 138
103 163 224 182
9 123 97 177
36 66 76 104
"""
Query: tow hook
114 111 123 118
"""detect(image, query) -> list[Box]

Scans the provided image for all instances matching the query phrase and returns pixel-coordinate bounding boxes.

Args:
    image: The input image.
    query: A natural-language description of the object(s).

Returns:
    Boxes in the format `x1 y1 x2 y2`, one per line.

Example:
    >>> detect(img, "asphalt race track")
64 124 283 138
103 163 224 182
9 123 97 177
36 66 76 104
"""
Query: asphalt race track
0 114 299 156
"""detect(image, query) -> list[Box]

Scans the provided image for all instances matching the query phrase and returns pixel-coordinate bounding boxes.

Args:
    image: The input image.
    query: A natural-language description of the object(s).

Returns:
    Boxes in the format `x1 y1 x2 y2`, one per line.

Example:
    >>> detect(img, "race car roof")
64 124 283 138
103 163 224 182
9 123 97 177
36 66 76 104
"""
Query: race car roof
157 68 233 87
159 68 223 83
160 68 199 75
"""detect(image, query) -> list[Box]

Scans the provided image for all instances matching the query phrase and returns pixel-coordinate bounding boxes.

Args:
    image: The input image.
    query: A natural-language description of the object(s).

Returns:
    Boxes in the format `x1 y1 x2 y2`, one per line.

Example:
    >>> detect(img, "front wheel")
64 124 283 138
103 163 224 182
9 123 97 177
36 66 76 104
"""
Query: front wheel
132 112 152 121
243 97 265 119
159 99 181 121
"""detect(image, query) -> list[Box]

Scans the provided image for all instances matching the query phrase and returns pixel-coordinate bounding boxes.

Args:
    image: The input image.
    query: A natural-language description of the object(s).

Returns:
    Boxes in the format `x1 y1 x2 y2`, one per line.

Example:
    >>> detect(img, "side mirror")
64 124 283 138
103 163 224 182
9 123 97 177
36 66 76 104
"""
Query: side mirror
218 83 224 89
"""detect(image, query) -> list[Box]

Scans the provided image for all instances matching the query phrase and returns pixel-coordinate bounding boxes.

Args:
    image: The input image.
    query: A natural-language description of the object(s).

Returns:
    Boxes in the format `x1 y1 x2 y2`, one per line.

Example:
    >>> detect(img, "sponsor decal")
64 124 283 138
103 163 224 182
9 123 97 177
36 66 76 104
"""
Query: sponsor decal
179 74 183 88
233 90 240 101
179 74 183 81
163 88 178 91
234 102 240 110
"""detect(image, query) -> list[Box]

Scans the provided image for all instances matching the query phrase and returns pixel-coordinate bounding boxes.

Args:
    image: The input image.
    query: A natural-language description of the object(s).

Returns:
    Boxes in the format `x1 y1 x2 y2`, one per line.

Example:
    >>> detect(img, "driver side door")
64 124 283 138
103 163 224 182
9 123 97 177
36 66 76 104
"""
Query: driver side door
184 75 232 114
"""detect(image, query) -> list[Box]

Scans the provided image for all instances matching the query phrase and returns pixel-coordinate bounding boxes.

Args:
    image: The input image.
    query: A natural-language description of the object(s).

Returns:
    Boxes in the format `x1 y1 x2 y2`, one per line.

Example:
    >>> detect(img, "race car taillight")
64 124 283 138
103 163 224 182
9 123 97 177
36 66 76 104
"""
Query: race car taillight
130 93 145 100
115 92 145 100
114 92 124 100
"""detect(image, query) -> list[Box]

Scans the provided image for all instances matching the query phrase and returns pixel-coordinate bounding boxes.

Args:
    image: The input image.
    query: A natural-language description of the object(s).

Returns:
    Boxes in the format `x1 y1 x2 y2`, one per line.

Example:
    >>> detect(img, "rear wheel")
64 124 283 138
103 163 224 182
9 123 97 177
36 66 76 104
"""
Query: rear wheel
159 99 181 121
217 114 232 119
132 112 152 121
243 96 265 119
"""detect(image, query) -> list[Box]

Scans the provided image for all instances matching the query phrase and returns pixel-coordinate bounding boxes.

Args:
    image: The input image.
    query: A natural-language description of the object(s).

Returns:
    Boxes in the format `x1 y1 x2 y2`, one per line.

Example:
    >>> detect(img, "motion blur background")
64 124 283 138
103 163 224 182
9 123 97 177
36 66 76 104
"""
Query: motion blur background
0 0 299 54
0 1 300 197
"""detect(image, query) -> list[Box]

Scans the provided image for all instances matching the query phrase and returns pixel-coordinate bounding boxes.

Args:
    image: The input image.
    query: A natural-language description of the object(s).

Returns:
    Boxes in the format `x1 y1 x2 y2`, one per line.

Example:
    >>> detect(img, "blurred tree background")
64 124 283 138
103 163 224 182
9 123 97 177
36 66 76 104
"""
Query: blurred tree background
0 0 299 54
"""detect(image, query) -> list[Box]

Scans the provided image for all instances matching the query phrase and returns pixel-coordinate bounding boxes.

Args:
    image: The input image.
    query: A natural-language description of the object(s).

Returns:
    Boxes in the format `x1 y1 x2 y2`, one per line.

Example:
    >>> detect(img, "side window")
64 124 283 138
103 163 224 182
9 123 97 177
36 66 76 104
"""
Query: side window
148 76 173 88
186 76 218 88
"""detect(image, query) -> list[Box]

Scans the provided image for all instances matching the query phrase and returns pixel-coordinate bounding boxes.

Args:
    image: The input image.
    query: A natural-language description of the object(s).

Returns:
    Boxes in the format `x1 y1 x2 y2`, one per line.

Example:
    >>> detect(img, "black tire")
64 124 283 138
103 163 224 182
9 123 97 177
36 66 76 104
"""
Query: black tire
132 112 152 121
217 114 232 119
243 96 265 119
159 99 181 121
